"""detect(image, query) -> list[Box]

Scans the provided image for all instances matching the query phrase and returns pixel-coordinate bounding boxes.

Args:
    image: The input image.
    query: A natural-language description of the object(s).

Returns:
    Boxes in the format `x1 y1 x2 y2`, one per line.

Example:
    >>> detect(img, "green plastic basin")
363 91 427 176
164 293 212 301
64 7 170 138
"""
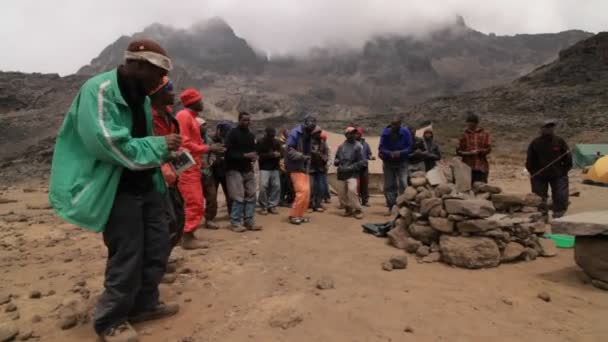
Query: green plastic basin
546 234 575 248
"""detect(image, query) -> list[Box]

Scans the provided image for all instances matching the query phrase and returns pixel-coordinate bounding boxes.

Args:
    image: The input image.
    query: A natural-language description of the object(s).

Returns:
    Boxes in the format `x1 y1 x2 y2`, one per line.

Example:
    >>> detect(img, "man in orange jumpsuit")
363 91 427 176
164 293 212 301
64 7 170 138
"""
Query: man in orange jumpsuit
175 89 223 249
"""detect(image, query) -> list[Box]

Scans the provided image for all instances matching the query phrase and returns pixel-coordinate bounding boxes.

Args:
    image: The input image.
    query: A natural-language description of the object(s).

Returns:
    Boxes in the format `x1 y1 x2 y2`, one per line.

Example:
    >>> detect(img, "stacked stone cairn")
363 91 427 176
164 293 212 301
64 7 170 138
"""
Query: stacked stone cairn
386 165 558 269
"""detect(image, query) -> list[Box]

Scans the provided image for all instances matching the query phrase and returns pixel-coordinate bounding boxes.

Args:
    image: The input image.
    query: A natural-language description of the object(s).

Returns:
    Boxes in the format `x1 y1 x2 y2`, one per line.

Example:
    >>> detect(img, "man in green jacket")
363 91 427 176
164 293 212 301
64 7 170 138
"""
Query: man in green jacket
49 39 182 342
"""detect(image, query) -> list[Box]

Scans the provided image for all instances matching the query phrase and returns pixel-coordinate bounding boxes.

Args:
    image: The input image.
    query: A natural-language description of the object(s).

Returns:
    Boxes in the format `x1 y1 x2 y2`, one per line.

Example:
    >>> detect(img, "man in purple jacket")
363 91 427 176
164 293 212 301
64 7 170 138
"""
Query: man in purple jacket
379 117 413 215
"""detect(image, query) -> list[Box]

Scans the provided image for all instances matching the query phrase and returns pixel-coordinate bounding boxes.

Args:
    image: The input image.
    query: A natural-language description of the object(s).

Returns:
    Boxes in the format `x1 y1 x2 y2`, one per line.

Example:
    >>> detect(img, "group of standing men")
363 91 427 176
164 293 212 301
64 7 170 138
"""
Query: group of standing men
47 39 573 342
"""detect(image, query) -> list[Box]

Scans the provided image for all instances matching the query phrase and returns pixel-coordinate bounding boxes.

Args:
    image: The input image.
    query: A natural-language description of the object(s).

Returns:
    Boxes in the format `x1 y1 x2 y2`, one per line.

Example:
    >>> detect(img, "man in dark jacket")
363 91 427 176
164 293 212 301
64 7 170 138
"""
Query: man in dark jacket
378 117 412 215
256 127 282 215
421 129 442 171
526 120 573 218
203 121 233 227
309 127 329 212
355 127 374 207
225 112 262 232
407 126 426 173
335 127 368 219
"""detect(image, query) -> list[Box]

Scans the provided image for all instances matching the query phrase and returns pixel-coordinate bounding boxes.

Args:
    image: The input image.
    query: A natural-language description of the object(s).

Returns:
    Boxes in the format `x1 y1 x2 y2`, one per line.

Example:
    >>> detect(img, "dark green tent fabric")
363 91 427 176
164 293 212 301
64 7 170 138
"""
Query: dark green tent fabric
572 144 608 168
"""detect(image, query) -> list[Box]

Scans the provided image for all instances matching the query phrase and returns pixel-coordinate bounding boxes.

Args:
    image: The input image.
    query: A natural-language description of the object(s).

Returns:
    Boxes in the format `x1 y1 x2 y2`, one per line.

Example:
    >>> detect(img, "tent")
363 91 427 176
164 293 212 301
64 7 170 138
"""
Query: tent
584 156 608 186
572 144 608 168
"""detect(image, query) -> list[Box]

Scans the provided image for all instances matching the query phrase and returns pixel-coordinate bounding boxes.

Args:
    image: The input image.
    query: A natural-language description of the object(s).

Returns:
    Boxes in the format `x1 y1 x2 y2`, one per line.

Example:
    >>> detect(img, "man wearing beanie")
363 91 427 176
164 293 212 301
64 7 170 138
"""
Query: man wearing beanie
49 39 181 341
176 89 224 248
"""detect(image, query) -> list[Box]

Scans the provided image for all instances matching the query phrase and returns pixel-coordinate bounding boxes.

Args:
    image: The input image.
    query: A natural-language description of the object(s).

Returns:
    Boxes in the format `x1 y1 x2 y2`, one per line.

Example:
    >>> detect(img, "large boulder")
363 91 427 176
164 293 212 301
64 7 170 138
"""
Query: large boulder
444 199 495 218
440 236 501 269
410 177 427 187
429 217 454 233
575 236 608 284
420 198 443 217
409 223 440 245
457 219 499 233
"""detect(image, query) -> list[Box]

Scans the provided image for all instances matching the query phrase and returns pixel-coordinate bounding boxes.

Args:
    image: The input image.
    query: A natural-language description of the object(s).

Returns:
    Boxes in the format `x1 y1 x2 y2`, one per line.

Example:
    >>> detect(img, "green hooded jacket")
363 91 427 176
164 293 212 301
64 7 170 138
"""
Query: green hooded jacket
49 69 169 232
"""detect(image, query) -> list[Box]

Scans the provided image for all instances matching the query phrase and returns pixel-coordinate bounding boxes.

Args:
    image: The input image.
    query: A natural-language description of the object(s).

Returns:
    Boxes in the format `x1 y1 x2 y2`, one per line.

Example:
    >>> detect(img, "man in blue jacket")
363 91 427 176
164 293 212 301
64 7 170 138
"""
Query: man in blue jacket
379 117 412 215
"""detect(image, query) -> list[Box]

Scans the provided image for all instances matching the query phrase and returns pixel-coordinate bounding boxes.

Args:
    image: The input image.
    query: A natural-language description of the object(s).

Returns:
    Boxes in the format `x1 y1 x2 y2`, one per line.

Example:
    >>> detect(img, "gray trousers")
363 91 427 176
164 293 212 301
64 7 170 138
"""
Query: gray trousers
94 190 169 335
383 163 409 208
227 170 257 225
258 169 281 210
338 178 362 212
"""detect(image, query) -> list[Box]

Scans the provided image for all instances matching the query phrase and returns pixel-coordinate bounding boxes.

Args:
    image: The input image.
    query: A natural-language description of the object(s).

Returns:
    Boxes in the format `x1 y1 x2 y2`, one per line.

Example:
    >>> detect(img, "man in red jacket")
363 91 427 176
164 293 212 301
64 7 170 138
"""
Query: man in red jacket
175 89 223 249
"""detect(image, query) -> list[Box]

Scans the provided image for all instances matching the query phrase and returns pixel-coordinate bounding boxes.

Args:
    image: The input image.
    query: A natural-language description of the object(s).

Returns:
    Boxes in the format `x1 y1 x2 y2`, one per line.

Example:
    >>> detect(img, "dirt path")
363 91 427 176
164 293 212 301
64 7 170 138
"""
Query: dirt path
0 177 606 342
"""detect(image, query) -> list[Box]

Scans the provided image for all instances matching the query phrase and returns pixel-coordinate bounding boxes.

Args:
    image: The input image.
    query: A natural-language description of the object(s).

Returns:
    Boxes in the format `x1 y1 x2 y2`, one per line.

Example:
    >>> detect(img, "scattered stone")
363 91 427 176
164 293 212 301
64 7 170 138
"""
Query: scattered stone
405 238 422 254
161 274 178 284
429 217 454 233
403 187 418 201
29 291 41 299
58 314 78 330
389 255 408 270
404 326 415 333
416 246 431 258
501 298 513 306
0 198 18 204
316 277 335 290
17 328 33 341
444 199 495 218
537 291 551 302
0 295 9 305
420 198 442 217
46 290 56 297
382 261 394 272
269 309 303 330
409 223 439 245
410 177 427 187
452 158 472 192
31 315 42 324
591 279 608 291
387 226 410 250
184 298 192 303
537 238 558 257
523 248 539 261
0 323 18 342
180 267 193 274
422 252 441 263
440 236 500 269
473 182 502 194
435 184 452 197
502 242 525 262
5 303 17 313
447 214 466 222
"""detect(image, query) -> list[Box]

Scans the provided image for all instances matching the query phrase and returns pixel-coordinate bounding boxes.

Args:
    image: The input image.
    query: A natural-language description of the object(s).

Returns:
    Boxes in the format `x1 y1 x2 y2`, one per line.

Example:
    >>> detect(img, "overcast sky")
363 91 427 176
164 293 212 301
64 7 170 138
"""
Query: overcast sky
1 0 606 75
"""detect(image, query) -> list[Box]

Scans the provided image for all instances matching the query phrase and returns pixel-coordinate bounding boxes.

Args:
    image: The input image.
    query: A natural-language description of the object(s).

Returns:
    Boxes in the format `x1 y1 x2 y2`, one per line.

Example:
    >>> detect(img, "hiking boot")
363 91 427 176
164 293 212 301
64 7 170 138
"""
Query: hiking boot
230 224 247 233
338 204 345 210
165 263 177 274
353 210 364 220
313 207 325 213
289 217 302 225
383 208 393 217
362 201 371 207
129 302 180 324
553 211 566 219
181 233 208 250
343 208 353 217
300 216 311 223
245 223 263 231
324 198 331 204
160 273 177 284
204 220 219 230
100 322 138 342
268 207 279 215
259 209 269 216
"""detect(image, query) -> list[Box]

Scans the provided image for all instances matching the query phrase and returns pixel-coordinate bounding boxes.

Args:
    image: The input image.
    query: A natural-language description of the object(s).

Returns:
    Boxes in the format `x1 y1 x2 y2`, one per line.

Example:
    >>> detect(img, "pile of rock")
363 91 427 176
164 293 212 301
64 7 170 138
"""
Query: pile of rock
386 161 558 269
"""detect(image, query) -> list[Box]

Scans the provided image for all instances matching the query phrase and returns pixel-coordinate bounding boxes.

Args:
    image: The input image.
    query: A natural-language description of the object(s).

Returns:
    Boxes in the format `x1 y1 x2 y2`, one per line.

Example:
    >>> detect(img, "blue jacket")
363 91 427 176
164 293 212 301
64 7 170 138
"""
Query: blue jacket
379 127 412 164
285 124 316 173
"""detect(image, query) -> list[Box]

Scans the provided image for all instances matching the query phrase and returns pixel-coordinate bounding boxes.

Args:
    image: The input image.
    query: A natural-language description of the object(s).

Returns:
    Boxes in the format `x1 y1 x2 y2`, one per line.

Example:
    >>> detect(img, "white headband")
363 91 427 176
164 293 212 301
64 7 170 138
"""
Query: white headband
125 50 173 71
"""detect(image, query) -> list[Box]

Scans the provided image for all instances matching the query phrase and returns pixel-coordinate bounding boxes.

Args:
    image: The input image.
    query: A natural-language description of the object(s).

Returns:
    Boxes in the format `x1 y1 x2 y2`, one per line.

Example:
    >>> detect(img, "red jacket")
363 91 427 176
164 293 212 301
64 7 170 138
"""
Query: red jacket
175 109 208 166
152 106 179 186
